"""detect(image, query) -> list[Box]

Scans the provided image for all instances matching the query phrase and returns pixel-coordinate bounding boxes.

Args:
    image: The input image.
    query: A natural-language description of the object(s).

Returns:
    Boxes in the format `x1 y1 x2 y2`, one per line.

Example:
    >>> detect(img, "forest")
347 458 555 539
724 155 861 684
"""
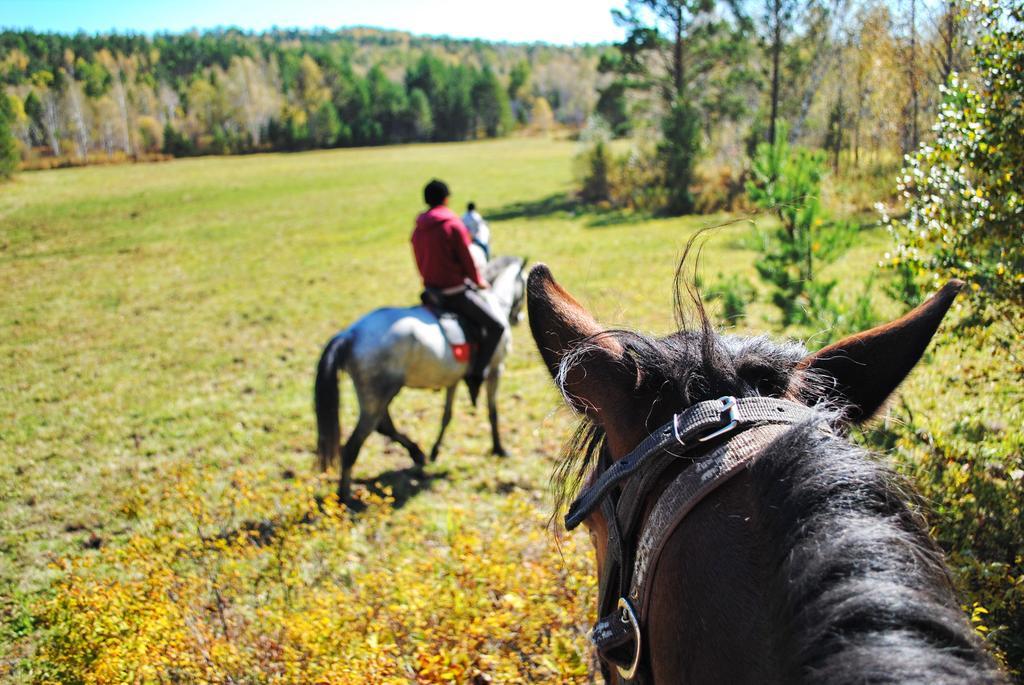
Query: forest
0 27 599 163
0 0 974 173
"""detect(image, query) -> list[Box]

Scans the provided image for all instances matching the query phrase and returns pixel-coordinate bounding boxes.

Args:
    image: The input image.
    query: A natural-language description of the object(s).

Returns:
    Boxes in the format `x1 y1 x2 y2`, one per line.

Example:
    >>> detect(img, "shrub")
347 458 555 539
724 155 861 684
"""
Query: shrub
859 345 1024 676
136 116 163 153
579 139 612 204
162 124 194 157
878 4 1024 655
576 136 665 212
694 164 750 214
27 469 595 683
884 0 1024 354
577 101 706 216
608 146 665 212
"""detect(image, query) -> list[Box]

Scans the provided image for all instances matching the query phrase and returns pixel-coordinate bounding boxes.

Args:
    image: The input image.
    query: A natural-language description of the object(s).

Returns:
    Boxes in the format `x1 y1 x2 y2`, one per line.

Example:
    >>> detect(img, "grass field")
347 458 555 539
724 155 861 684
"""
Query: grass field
1 138 1017 682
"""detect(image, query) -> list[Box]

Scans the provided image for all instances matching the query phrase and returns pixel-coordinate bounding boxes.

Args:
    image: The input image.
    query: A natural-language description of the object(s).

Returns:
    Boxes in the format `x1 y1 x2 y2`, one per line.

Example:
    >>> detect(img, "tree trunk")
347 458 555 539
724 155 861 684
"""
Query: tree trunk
790 3 838 142
942 6 955 84
112 77 133 156
833 97 843 175
932 1 961 88
41 91 62 157
909 0 919 151
66 84 90 159
853 57 864 168
673 4 685 100
768 0 782 145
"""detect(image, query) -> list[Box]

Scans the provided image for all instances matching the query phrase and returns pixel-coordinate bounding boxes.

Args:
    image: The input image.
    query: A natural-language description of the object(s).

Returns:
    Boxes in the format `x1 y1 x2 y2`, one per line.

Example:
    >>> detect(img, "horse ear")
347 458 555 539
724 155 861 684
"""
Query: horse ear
798 280 963 423
528 264 641 441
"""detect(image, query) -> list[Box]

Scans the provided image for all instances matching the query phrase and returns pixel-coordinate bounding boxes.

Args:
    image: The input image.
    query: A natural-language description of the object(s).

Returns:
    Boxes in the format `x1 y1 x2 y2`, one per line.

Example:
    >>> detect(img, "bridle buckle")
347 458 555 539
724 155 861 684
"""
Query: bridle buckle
615 597 643 680
673 395 739 446
699 395 739 442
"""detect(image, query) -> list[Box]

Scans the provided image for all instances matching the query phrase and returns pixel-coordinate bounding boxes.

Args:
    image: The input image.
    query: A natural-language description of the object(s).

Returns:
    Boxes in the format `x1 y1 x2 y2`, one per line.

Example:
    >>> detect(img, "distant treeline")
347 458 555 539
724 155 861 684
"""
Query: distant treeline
0 28 602 161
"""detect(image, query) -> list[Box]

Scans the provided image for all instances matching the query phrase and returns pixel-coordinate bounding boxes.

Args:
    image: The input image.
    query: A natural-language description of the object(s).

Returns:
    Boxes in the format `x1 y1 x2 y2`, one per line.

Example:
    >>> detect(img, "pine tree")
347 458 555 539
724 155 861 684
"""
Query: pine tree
608 0 750 214
472 66 512 137
659 99 701 214
0 94 21 178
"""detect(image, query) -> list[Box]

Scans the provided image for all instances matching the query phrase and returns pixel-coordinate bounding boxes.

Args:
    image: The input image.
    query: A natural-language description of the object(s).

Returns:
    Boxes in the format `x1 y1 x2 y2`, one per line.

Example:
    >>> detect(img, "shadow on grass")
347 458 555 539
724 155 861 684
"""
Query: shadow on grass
213 468 448 542
586 210 648 229
354 466 449 510
487 192 580 221
487 192 655 229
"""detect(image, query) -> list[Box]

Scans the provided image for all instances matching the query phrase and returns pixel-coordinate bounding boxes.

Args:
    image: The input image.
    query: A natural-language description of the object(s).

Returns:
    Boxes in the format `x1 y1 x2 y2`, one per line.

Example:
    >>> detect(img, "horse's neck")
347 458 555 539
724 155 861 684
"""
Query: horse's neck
646 432 999 684
487 264 519 315
647 470 785 684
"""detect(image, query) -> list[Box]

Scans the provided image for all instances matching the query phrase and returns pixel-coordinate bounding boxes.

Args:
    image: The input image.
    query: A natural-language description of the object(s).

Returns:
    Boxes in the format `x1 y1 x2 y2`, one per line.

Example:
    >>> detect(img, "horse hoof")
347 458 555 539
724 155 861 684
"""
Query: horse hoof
492 448 508 458
429 449 440 463
343 498 367 513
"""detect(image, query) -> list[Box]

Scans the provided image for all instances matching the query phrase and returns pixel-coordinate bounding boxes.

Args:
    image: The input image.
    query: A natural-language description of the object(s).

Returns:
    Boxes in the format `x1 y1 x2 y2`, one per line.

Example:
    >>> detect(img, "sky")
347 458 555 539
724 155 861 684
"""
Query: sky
1 0 625 45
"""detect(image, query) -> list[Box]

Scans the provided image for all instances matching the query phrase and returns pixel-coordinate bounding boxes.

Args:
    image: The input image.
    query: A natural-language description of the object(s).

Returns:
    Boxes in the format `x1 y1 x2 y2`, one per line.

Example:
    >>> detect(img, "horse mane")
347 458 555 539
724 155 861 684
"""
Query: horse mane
753 424 1002 682
483 255 522 283
549 240 1003 681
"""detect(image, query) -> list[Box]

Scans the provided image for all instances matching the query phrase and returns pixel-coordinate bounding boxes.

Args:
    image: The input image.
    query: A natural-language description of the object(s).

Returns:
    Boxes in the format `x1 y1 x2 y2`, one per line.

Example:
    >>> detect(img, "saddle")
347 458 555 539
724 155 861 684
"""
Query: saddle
420 289 479 364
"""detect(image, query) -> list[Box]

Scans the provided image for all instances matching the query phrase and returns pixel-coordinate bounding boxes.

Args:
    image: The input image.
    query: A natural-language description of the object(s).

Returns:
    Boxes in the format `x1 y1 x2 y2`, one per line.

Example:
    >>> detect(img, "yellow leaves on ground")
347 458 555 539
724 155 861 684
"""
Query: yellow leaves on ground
32 469 596 683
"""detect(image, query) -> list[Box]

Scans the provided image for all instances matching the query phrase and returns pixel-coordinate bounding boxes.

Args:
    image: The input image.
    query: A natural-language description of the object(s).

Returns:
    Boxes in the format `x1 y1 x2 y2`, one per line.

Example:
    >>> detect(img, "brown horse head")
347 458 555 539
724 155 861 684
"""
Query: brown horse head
527 262 1004 684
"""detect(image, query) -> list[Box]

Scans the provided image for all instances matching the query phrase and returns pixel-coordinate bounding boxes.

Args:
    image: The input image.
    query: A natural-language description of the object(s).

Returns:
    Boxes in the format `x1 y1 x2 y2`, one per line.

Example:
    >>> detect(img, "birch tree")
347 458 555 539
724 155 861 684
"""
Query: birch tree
39 88 63 156
95 96 119 155
225 56 281 147
156 81 180 127
64 79 92 159
97 50 136 155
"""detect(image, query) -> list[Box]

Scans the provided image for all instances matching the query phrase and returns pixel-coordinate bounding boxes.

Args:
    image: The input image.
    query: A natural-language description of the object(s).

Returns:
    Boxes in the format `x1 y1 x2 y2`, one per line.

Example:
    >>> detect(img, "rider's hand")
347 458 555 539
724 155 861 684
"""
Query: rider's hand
478 280 490 289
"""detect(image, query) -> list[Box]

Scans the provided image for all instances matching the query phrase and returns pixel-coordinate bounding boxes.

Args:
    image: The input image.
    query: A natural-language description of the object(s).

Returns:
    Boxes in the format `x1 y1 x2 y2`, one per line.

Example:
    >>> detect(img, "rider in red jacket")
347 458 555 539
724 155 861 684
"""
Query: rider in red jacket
412 179 505 405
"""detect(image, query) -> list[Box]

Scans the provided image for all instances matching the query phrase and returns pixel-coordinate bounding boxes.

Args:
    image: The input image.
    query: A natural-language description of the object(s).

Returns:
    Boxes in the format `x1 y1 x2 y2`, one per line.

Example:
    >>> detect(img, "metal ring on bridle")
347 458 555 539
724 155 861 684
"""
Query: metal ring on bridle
616 597 643 680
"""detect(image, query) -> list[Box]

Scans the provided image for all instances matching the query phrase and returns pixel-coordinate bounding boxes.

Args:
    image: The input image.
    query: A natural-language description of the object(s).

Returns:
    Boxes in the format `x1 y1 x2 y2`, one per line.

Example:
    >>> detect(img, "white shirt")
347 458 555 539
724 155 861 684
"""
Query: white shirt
462 210 490 248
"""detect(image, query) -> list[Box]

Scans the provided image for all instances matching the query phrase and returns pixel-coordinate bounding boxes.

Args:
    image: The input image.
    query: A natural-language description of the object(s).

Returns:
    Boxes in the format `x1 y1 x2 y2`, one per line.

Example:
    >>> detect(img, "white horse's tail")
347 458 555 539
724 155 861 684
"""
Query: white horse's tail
315 331 351 472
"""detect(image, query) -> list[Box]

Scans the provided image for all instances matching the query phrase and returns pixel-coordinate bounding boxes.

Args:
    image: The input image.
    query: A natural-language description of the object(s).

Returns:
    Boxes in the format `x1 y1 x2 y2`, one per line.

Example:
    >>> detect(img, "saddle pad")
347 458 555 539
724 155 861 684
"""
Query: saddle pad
437 313 466 345
437 312 472 363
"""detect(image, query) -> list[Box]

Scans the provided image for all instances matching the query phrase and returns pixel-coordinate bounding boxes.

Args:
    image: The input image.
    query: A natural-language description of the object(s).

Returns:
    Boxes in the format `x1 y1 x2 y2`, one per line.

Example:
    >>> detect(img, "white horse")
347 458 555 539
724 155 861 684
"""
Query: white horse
315 256 527 502
469 242 488 274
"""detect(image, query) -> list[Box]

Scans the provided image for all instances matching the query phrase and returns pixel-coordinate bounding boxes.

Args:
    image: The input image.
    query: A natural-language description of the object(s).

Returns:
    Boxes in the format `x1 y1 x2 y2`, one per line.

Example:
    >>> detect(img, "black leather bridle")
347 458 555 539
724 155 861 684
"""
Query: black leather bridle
565 395 819 683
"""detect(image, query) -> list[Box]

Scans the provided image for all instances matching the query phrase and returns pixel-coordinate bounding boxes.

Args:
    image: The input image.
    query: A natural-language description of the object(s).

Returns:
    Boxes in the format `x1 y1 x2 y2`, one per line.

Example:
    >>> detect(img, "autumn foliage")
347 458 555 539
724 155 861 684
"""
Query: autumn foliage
31 469 595 683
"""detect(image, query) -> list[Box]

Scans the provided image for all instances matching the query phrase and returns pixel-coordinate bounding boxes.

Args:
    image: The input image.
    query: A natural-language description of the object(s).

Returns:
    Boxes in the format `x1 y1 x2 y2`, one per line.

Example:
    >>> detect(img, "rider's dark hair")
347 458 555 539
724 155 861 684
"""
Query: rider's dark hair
424 179 450 207
467 201 476 211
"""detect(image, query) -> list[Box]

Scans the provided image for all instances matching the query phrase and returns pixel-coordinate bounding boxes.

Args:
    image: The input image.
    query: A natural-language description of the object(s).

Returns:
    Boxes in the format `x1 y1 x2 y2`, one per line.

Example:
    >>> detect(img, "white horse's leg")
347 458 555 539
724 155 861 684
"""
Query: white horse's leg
430 385 457 462
377 409 426 469
339 411 381 504
338 374 404 504
486 371 507 457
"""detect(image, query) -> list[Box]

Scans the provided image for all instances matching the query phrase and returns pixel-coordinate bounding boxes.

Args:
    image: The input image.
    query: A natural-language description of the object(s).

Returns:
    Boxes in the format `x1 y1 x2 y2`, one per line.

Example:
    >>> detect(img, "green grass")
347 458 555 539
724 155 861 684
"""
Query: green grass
1 138 1017 680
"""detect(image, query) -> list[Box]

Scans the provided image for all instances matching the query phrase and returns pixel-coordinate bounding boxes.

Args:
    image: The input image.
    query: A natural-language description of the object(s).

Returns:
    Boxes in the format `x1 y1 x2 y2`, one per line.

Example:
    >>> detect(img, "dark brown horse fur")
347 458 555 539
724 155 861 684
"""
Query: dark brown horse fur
527 261 1005 684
